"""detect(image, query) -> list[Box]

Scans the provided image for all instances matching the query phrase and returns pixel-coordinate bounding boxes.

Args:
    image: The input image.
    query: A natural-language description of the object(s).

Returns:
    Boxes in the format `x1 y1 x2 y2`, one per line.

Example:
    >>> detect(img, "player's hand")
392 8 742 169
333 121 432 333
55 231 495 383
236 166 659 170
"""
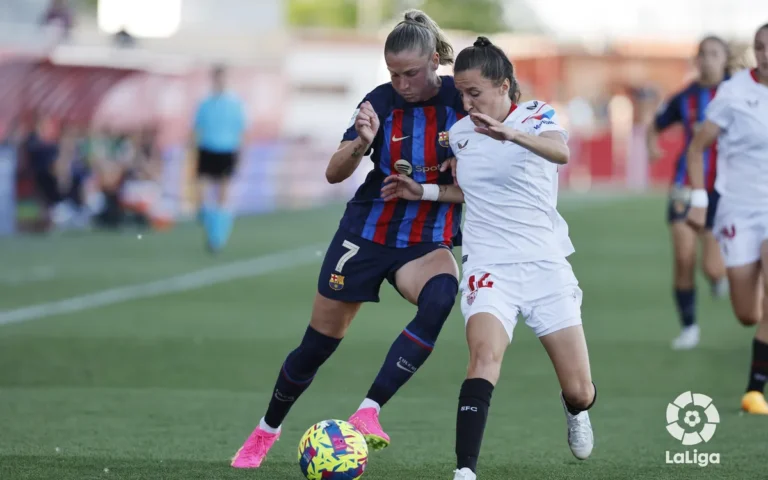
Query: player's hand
686 206 707 230
355 101 380 146
648 143 665 162
470 112 516 142
381 174 423 202
439 157 458 185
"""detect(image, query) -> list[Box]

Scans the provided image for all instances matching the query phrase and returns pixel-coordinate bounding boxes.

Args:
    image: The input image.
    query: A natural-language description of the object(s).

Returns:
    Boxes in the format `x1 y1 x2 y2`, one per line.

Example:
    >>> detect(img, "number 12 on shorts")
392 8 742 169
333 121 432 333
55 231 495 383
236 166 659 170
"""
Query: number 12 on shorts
468 273 493 291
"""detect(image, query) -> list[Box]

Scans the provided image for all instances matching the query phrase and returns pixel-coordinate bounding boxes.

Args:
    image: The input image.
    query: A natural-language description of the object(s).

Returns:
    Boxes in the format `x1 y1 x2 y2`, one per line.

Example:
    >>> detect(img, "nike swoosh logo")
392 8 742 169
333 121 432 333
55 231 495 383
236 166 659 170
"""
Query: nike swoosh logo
396 363 415 373
392 135 410 142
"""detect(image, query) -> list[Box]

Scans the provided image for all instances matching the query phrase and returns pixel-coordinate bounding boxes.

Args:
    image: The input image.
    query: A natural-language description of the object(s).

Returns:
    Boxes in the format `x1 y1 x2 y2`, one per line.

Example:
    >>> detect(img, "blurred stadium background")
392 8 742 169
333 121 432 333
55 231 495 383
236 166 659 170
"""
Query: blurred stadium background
0 0 763 234
2 1 768 479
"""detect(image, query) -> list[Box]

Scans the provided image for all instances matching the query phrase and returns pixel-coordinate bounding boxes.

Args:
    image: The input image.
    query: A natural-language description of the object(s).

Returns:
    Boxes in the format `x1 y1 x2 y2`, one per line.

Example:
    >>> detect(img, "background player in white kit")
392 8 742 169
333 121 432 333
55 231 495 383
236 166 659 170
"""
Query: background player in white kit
687 23 768 415
382 37 596 480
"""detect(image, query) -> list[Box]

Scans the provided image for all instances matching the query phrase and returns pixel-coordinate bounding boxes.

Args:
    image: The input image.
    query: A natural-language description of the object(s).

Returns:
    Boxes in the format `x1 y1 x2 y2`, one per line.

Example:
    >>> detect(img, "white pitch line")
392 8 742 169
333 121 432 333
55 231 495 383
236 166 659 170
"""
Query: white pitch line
0 245 325 327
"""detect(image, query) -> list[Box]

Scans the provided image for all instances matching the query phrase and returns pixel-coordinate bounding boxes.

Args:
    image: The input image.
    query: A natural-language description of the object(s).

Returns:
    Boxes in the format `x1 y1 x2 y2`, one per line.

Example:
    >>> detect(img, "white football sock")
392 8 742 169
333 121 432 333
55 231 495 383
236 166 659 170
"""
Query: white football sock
259 417 281 434
358 398 381 413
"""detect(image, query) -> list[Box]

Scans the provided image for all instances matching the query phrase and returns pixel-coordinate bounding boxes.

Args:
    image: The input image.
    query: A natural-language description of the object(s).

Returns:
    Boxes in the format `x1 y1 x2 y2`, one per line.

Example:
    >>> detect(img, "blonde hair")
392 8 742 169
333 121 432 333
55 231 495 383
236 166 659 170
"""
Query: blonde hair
385 9 454 66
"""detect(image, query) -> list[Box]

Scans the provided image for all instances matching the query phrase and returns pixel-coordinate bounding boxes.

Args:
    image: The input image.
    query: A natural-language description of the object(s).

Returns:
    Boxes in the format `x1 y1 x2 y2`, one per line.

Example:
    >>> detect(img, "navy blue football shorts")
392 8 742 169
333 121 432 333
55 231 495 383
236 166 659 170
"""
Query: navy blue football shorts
317 228 451 303
667 188 720 230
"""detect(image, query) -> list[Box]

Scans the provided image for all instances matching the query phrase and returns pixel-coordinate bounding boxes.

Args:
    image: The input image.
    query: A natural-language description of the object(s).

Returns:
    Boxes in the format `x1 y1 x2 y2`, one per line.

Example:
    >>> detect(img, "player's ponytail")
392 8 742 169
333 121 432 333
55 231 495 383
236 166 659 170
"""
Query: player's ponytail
455 36 521 103
385 9 454 66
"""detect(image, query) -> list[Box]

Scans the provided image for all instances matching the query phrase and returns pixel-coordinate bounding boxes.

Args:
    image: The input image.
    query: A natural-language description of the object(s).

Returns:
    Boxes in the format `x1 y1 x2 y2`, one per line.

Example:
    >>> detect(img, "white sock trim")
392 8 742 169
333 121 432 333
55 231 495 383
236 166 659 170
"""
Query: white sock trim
259 417 281 434
358 398 381 414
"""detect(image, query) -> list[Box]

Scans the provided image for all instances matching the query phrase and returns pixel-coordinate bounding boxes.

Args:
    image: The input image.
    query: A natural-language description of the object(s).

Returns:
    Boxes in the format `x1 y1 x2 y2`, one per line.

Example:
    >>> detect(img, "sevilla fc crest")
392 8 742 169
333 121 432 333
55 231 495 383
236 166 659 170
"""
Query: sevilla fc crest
467 290 477 306
438 131 449 148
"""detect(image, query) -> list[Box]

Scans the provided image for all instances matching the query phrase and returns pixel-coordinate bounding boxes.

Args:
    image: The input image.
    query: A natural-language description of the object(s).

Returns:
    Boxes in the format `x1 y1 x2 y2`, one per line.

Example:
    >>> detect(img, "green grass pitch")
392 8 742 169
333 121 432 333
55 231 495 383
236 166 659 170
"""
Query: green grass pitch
0 193 766 479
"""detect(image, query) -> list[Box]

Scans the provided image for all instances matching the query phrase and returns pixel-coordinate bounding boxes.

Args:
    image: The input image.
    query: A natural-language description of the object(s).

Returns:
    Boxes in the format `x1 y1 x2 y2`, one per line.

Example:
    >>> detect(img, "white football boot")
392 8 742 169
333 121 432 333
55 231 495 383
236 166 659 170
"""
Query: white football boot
671 324 700 350
561 392 594 460
453 467 477 480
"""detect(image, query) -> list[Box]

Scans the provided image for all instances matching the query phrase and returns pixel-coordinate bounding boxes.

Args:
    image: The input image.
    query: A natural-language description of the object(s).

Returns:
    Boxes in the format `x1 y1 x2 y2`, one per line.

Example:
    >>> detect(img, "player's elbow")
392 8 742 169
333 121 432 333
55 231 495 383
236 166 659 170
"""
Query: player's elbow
325 169 340 184
325 167 347 185
552 146 570 165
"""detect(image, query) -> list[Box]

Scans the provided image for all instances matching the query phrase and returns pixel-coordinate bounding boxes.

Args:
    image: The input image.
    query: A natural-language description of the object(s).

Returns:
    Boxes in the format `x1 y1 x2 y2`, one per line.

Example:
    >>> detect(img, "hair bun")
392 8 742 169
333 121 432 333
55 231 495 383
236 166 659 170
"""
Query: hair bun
403 9 425 25
474 36 492 47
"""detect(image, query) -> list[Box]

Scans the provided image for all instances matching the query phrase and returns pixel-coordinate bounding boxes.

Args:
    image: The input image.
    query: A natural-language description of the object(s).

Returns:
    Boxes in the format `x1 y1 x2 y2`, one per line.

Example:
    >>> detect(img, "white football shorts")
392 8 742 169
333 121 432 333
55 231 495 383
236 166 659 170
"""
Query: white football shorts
713 203 768 268
459 260 583 342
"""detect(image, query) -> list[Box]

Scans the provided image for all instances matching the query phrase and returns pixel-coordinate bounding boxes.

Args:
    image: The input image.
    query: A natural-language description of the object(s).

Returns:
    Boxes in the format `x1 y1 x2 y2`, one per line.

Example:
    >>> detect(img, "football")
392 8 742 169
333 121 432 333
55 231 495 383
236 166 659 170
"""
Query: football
298 419 368 479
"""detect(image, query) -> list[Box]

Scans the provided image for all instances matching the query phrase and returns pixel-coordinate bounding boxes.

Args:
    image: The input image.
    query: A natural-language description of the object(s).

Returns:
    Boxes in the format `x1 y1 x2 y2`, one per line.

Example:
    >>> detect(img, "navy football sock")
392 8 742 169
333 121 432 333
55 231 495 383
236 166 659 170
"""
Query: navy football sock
747 338 768 393
365 274 458 408
264 326 341 428
674 288 696 327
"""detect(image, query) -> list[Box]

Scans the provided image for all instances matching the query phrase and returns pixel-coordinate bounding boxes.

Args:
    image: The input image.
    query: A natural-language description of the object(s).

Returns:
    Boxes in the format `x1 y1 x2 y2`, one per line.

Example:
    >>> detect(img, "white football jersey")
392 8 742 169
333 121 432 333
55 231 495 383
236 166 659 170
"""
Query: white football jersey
450 100 575 268
708 69 768 210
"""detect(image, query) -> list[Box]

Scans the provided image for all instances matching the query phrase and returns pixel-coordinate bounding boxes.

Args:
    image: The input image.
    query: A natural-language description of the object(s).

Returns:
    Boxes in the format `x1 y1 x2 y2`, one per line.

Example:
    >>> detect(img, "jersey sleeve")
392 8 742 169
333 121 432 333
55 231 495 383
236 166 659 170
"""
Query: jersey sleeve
705 83 735 131
653 93 682 131
523 104 569 142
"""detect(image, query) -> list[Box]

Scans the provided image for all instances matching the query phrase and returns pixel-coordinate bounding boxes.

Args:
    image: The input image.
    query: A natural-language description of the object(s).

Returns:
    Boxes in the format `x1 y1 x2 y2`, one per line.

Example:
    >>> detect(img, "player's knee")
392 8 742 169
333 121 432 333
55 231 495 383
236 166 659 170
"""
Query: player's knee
286 326 343 378
408 274 458 345
310 293 359 338
417 273 458 319
734 303 760 326
736 312 760 327
467 346 503 383
673 259 696 286
702 263 723 283
563 381 596 410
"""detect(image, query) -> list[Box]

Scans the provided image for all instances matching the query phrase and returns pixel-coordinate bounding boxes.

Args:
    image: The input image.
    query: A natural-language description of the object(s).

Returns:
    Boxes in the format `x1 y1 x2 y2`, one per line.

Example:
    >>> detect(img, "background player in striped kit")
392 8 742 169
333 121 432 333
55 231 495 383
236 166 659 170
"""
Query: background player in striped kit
687 23 768 414
231 9 466 469
646 36 731 350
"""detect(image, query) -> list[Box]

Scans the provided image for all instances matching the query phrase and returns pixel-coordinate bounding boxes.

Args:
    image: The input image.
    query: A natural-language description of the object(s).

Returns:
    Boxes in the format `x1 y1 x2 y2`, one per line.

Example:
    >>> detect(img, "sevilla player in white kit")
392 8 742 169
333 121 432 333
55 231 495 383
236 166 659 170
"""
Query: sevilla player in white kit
382 37 596 479
687 23 768 415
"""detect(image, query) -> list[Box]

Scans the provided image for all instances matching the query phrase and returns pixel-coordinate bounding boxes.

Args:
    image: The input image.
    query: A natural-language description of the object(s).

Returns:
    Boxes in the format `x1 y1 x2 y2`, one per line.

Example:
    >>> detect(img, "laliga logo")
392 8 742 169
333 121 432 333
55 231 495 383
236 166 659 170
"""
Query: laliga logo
665 391 721 467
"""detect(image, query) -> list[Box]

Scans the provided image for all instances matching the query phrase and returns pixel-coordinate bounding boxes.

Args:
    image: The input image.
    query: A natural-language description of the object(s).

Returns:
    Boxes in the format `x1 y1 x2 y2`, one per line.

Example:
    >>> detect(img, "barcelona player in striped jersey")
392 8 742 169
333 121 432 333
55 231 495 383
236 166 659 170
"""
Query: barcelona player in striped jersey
646 36 731 350
231 10 465 469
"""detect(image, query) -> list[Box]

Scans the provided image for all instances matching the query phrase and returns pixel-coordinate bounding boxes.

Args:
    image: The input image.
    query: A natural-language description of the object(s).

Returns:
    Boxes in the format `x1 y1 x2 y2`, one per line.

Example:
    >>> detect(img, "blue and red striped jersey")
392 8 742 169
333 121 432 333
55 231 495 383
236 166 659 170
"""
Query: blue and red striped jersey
654 80 727 190
338 76 466 248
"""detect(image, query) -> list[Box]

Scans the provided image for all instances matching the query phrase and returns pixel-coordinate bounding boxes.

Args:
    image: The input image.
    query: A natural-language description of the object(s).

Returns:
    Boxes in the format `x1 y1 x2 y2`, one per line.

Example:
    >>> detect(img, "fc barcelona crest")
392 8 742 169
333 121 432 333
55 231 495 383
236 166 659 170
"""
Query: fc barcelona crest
438 131 450 148
329 273 345 291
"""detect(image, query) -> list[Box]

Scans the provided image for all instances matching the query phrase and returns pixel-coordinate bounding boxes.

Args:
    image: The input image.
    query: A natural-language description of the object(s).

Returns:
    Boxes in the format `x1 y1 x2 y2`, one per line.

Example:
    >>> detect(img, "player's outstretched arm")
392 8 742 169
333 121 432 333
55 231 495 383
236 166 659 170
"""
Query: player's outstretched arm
470 112 569 164
381 174 465 203
326 101 379 184
685 120 720 229
686 120 719 190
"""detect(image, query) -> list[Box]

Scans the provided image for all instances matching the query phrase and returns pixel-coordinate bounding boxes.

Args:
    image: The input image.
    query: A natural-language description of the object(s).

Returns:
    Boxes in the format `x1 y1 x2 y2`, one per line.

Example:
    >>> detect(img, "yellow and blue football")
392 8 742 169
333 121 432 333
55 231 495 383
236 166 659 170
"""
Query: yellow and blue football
298 419 368 480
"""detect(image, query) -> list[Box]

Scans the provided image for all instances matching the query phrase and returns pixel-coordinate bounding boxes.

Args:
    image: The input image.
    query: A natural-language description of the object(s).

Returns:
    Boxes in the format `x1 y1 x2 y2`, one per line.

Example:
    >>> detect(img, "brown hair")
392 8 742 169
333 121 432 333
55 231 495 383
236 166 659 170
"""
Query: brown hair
384 10 454 66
